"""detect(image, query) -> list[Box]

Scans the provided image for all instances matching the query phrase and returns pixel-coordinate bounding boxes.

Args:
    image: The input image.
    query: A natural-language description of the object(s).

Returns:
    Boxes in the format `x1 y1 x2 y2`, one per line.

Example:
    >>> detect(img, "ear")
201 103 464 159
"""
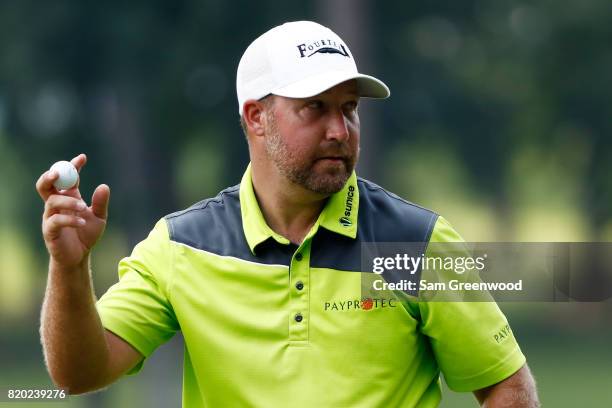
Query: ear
242 99 268 138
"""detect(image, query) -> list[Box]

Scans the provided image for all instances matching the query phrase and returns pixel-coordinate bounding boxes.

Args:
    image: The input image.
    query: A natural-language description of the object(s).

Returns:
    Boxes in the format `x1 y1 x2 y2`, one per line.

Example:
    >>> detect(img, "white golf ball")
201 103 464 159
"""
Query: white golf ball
50 160 79 190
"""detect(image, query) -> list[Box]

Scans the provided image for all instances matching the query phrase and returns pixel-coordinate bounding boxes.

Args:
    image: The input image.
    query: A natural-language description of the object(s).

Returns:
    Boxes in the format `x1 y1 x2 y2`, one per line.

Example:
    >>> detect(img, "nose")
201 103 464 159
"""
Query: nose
325 108 350 142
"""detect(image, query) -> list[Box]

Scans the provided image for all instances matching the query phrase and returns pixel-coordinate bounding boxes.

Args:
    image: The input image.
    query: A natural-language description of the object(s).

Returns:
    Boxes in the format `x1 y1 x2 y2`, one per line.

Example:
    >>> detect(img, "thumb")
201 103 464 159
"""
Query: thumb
91 184 110 220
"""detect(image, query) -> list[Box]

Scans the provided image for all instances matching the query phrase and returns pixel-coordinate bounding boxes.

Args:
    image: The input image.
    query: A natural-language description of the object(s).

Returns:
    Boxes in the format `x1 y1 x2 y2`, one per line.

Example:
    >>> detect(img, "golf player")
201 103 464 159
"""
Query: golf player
37 21 540 407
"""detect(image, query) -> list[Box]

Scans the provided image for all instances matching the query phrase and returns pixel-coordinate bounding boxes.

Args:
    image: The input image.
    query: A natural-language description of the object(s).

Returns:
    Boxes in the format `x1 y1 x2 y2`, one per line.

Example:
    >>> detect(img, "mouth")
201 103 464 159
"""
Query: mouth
316 156 347 163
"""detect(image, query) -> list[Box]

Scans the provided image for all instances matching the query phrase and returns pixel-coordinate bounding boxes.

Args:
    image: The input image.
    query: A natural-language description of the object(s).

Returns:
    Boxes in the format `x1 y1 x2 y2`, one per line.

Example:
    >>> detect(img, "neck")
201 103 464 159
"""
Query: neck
251 163 328 245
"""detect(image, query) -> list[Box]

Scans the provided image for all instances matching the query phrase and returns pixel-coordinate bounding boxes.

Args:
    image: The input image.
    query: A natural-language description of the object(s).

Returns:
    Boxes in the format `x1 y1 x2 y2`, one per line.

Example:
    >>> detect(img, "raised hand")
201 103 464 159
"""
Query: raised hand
36 153 110 268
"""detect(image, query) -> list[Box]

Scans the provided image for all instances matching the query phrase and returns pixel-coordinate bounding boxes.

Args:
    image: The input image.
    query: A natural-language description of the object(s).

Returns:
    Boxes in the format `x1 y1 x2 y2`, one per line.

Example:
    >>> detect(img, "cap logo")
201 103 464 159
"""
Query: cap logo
297 40 350 58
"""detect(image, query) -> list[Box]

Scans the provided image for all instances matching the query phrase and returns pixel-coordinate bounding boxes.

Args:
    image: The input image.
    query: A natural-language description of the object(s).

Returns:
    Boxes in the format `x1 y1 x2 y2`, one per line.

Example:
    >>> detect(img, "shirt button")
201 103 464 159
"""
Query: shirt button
294 313 303 323
295 281 304 291
295 252 303 261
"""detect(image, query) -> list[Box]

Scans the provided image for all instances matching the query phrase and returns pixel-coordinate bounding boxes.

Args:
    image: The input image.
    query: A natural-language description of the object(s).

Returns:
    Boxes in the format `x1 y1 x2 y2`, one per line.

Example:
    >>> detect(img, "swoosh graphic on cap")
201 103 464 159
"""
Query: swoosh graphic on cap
307 47 349 58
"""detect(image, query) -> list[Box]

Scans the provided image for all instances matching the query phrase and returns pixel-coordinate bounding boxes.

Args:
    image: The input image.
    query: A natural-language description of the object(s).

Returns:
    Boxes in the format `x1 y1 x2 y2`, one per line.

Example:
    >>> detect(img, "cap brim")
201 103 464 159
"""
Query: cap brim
271 70 390 100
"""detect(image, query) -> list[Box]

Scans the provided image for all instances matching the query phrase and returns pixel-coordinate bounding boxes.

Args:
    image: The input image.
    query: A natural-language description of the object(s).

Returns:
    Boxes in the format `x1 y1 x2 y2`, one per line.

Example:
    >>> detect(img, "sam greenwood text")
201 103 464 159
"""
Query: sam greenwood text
372 279 523 292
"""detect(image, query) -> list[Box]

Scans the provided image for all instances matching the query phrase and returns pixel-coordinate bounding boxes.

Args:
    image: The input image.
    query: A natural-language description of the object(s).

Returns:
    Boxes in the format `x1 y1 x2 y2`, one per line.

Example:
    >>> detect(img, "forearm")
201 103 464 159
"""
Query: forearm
40 257 110 394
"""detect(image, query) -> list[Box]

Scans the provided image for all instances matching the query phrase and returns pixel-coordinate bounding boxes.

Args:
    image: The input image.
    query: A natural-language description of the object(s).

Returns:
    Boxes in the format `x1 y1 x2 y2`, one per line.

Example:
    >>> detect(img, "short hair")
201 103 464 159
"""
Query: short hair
239 95 274 139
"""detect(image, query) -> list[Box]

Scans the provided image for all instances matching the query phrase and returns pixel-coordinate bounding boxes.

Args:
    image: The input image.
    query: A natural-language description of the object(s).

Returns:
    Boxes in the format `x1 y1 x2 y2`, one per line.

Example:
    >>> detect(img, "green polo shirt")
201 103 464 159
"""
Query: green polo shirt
96 164 525 407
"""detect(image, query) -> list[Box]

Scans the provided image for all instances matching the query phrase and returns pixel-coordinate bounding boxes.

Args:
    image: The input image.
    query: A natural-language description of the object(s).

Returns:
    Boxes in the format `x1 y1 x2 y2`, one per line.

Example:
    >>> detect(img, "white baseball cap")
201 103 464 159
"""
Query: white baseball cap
236 21 390 115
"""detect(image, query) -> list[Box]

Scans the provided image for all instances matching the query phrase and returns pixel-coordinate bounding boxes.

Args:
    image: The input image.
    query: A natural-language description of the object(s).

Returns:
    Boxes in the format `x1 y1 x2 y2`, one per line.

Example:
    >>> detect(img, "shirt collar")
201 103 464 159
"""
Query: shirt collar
239 163 359 254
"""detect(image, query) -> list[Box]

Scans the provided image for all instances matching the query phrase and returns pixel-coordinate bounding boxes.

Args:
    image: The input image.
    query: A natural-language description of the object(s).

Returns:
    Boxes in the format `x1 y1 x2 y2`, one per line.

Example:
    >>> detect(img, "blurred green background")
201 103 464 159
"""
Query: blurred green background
1 0 611 406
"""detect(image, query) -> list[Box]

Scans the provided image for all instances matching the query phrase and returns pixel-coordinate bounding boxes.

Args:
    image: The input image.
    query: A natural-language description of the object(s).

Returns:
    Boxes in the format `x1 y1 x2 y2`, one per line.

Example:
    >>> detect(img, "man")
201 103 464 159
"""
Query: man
37 21 539 407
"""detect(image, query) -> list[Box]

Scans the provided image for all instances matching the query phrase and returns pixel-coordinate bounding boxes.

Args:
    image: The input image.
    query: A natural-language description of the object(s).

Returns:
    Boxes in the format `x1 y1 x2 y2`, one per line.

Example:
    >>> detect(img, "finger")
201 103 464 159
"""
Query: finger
36 170 60 202
69 153 86 191
43 214 86 240
44 195 87 219
91 184 110 220
70 153 87 173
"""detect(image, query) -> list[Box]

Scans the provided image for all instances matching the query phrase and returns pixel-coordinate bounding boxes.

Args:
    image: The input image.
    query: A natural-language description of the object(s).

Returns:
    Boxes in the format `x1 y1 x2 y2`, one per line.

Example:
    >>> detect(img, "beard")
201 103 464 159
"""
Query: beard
264 114 358 194
265 111 359 194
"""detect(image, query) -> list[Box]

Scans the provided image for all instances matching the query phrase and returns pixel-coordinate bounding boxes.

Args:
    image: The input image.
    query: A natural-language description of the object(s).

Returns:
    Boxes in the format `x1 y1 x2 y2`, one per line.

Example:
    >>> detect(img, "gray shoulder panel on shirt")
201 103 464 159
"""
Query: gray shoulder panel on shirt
165 184 296 266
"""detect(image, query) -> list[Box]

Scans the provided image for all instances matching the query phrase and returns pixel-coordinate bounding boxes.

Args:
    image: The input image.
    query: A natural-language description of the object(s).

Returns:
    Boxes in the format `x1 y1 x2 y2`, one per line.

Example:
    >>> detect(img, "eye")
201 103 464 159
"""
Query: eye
343 100 359 113
306 100 323 110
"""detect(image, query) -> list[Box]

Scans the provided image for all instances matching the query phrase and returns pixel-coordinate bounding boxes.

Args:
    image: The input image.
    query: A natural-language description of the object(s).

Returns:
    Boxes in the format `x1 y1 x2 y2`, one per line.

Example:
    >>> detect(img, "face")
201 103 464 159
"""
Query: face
263 80 360 194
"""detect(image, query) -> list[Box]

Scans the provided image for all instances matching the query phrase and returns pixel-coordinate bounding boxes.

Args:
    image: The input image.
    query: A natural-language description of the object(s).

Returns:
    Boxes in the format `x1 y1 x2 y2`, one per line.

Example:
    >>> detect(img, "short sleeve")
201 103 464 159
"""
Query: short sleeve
96 218 179 375
418 216 526 391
